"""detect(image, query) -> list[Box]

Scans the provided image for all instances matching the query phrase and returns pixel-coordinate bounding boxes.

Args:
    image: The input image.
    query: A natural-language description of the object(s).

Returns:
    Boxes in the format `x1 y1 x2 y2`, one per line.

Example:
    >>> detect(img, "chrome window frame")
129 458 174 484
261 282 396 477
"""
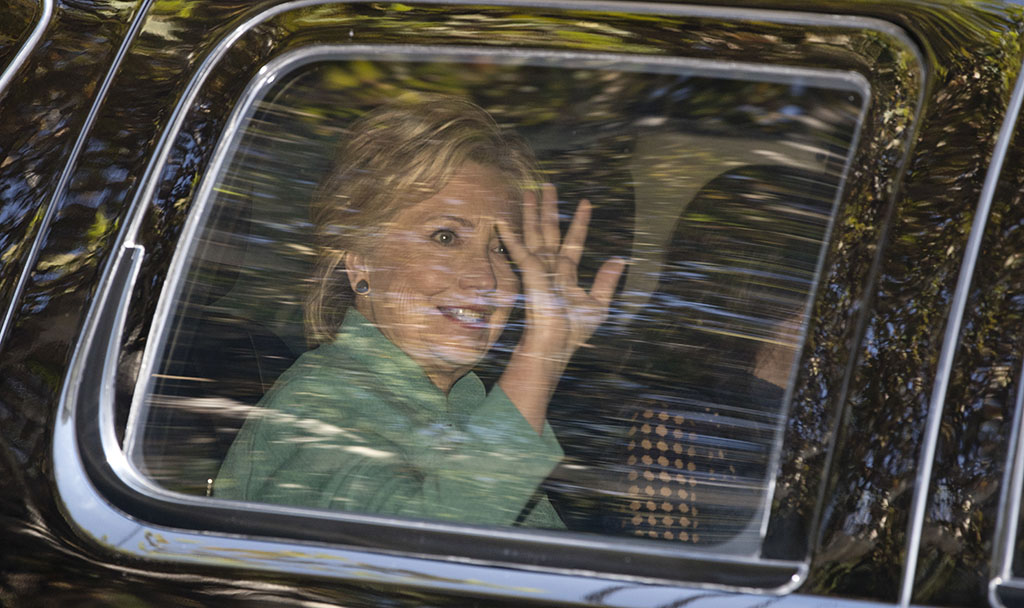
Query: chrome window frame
52 0 923 601
990 355 1024 607
0 0 53 94
987 62 1024 603
121 42 870 553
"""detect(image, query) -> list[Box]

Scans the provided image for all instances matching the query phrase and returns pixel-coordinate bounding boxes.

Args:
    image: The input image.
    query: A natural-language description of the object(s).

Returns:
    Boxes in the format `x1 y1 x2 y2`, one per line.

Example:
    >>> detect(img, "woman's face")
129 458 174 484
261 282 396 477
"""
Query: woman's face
347 162 520 390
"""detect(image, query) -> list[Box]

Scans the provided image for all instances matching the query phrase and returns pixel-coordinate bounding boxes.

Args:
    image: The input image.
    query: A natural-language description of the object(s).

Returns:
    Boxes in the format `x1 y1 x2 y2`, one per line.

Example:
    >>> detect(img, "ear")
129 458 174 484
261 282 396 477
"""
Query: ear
343 250 369 293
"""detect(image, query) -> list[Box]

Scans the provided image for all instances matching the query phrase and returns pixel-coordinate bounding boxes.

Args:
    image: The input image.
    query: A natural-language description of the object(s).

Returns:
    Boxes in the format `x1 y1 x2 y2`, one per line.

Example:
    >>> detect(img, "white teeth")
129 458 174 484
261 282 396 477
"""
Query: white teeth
444 307 486 324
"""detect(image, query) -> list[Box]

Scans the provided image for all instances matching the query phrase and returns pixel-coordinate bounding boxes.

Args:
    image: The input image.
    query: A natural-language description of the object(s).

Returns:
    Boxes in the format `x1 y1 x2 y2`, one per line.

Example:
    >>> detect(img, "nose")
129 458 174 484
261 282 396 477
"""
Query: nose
458 251 497 292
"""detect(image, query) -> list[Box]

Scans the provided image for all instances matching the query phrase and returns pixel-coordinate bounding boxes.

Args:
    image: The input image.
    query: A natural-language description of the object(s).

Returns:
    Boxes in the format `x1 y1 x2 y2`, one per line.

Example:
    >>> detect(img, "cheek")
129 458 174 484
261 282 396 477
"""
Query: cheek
382 251 453 300
495 263 520 303
414 262 454 298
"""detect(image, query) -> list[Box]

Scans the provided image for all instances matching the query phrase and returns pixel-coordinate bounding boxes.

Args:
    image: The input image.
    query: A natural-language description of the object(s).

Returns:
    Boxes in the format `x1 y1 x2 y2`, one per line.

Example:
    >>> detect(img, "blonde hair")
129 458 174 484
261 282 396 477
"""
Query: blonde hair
305 95 539 345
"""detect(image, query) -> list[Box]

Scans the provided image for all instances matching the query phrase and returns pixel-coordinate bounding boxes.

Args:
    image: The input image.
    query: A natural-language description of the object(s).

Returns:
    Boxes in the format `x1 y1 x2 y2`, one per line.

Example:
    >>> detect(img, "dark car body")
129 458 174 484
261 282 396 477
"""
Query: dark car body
5 0 1024 606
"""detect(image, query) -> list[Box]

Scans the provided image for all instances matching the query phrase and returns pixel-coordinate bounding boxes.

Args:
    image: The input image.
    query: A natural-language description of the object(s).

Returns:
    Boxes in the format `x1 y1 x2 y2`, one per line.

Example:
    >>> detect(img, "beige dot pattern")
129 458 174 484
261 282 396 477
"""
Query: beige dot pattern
619 404 742 545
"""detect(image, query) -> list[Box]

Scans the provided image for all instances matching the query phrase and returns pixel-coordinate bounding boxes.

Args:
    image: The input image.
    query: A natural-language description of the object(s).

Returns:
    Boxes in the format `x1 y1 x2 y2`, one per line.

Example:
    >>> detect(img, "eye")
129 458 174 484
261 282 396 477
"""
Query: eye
431 229 457 245
491 238 511 259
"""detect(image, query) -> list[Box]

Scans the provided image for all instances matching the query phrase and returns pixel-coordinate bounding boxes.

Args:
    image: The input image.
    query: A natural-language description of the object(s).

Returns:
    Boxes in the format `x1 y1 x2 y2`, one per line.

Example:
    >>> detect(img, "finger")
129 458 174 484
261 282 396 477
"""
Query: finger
497 220 530 264
588 257 627 306
560 199 591 266
540 183 561 247
556 251 579 286
522 190 540 250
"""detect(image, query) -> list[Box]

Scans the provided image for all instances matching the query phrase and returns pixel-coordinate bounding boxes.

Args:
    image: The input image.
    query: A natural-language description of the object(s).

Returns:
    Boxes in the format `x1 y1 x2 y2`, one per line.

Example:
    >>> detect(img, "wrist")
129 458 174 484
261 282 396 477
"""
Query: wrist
513 338 570 374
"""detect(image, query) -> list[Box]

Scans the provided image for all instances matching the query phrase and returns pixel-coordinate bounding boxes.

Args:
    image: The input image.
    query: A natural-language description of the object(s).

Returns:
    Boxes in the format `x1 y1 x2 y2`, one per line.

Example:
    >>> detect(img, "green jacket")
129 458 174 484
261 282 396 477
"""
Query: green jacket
215 309 565 528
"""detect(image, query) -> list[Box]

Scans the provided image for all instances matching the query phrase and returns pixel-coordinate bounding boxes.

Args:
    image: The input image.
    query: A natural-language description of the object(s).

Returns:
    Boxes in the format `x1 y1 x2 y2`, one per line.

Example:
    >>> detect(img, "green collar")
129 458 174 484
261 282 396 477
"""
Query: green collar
332 308 487 418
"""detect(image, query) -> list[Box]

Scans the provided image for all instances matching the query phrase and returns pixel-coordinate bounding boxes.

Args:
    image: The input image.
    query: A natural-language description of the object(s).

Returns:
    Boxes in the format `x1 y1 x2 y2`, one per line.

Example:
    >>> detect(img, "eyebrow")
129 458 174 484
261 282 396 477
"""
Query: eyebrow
428 214 475 228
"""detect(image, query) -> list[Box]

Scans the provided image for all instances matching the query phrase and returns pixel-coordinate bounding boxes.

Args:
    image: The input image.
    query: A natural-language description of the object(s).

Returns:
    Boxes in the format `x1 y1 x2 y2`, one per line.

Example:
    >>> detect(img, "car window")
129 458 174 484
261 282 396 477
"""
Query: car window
124 49 864 553
50 1 927 594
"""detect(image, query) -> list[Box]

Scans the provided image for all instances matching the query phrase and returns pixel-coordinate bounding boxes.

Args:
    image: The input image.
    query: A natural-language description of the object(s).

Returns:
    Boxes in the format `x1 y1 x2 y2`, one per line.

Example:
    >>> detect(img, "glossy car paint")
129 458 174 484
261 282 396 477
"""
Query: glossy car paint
4 0 1024 606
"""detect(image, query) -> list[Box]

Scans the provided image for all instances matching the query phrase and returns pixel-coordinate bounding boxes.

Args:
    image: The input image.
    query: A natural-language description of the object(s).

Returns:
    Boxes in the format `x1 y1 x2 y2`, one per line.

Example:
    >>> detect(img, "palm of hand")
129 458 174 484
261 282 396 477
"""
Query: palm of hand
498 184 626 365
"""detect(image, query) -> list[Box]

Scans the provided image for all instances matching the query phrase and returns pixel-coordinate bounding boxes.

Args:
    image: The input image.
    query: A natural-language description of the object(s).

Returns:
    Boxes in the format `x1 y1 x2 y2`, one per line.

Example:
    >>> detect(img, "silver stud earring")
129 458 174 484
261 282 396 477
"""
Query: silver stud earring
355 279 370 294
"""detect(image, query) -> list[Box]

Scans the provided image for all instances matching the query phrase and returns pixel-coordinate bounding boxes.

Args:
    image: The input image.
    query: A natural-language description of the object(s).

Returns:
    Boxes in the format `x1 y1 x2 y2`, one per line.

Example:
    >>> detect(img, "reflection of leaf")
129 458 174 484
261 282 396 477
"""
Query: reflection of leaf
324 67 359 88
86 209 111 243
284 243 315 256
213 186 246 197
352 60 382 83
36 253 79 271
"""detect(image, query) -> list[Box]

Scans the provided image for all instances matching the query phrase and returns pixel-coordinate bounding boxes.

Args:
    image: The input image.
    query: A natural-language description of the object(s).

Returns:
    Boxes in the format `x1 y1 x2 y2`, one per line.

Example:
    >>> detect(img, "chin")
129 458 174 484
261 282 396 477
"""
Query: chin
434 344 490 370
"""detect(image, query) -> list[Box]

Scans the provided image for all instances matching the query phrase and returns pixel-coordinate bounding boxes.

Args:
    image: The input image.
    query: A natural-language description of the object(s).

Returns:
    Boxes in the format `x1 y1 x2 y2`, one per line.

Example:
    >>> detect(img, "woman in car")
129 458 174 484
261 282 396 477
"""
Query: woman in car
214 95 625 527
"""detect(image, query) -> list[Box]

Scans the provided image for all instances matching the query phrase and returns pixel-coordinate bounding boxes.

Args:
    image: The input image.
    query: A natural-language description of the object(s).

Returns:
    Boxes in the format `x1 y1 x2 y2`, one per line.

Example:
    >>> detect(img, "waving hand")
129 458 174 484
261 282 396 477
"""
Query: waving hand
497 184 626 433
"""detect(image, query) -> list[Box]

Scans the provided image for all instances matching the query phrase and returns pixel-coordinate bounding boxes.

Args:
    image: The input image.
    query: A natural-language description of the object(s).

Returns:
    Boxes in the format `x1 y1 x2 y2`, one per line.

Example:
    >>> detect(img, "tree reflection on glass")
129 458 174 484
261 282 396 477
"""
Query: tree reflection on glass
134 56 862 550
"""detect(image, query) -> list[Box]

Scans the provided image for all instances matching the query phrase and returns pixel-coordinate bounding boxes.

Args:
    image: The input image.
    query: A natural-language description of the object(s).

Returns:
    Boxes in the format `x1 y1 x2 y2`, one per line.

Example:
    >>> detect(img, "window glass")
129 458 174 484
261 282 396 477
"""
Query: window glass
127 51 864 552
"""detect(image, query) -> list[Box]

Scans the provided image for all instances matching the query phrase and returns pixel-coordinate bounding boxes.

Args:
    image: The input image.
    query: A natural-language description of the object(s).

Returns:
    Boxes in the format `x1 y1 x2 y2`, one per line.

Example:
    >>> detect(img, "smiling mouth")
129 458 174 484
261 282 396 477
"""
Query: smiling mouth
438 306 492 329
